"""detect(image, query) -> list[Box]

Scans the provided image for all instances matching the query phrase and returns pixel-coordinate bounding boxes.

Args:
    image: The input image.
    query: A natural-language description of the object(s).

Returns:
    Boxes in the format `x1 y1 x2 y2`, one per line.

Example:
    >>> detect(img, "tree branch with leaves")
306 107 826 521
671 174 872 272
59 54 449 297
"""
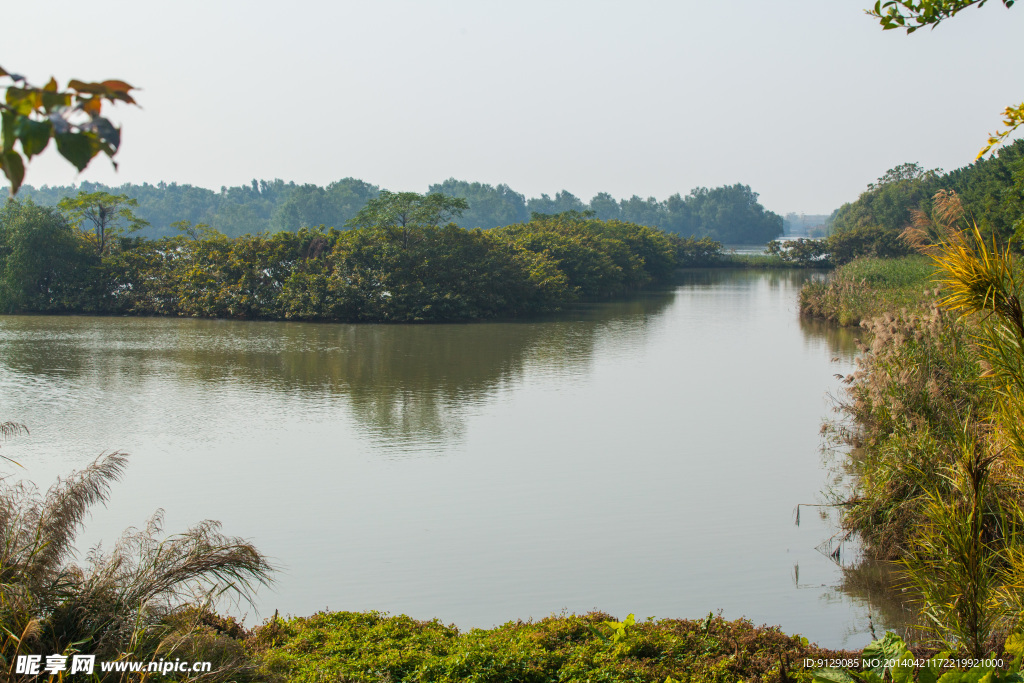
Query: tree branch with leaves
0 66 138 196
866 1 1021 158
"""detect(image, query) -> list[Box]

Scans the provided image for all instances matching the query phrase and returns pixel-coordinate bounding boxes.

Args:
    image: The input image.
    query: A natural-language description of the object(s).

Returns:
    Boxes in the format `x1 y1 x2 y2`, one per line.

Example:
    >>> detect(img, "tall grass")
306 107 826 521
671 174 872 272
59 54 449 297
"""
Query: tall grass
830 305 990 559
800 256 936 326
832 191 1024 656
0 452 273 681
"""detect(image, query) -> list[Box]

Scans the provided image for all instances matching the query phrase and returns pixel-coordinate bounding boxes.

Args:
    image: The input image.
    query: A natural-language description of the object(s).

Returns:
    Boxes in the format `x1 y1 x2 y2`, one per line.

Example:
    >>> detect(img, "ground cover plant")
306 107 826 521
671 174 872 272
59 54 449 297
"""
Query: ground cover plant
245 610 845 683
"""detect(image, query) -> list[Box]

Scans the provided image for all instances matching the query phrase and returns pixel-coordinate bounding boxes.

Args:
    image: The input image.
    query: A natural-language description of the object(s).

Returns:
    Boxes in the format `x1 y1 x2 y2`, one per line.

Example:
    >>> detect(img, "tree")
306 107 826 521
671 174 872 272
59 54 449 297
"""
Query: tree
346 191 468 248
58 191 149 255
526 191 586 216
427 178 528 228
1 66 138 195
0 200 95 312
866 1 1021 157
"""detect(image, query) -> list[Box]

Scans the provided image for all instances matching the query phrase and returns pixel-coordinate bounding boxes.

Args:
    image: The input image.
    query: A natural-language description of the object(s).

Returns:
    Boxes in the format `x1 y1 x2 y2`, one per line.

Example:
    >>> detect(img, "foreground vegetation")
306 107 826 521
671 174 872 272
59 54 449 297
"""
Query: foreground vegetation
0 451 273 682
245 610 838 683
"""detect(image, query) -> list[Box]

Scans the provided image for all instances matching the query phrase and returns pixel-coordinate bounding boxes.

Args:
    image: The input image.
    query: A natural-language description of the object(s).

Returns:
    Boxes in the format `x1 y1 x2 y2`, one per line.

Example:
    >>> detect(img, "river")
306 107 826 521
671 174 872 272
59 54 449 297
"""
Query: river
0 269 881 647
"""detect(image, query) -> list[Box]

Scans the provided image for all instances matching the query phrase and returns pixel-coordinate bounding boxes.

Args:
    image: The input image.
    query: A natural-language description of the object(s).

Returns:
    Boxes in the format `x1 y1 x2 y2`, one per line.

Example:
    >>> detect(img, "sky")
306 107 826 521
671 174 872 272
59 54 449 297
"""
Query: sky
5 0 1024 216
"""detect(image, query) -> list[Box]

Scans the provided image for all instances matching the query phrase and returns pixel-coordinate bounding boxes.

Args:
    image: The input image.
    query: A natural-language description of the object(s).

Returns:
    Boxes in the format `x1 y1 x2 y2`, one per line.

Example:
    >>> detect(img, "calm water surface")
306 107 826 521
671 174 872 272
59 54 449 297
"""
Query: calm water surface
0 270 878 647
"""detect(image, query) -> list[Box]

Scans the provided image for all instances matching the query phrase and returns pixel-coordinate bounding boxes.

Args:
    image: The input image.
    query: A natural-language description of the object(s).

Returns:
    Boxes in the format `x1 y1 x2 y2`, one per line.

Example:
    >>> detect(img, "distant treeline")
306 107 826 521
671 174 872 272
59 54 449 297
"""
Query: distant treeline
827 139 1024 246
15 178 783 244
0 199 722 322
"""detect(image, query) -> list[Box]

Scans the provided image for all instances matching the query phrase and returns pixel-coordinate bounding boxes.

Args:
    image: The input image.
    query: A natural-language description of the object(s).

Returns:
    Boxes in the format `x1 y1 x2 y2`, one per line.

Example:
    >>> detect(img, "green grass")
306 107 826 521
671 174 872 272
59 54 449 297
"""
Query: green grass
246 610 847 683
800 256 936 326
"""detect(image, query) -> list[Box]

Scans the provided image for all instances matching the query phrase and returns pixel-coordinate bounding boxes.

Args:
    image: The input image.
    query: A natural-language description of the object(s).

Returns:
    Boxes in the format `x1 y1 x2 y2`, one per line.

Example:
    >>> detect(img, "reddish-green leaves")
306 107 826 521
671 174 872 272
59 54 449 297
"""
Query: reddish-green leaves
0 66 139 195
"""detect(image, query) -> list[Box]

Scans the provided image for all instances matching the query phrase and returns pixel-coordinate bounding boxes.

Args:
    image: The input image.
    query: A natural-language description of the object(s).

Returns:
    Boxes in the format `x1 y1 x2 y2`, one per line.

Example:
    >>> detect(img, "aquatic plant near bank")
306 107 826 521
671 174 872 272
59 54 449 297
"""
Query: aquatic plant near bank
827 191 1024 657
800 256 935 326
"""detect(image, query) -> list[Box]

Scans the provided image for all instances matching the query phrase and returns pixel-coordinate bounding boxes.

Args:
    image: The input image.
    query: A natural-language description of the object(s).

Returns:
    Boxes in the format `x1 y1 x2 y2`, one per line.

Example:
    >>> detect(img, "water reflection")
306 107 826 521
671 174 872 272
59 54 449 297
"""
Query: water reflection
0 291 674 453
0 271 887 647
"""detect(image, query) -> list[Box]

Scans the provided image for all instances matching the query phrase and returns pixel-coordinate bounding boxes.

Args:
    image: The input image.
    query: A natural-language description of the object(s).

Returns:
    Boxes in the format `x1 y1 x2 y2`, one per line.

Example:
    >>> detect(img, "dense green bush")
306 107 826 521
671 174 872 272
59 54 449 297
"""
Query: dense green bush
0 205 717 322
0 201 98 313
248 610 840 683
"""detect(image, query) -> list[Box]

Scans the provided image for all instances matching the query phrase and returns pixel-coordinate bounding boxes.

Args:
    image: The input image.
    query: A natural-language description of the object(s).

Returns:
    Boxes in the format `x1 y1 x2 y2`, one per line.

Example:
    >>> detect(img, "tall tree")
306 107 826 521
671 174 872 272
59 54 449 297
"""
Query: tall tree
58 191 149 255
0 200 94 312
346 191 468 248
428 178 528 228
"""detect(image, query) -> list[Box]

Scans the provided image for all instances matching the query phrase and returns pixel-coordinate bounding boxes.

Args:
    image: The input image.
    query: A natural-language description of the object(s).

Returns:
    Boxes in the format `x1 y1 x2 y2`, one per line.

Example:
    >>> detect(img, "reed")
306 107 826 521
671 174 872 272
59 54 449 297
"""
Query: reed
0 451 273 681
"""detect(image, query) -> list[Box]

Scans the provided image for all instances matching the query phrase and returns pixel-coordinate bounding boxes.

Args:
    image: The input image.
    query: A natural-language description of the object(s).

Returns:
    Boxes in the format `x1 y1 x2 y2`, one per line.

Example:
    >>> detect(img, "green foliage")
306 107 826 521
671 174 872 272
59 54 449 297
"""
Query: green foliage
827 225 916 265
829 306 988 558
800 256 935 326
428 178 529 228
812 631 1024 683
682 184 784 244
868 0 1013 32
830 163 942 239
0 200 97 312
766 238 831 267
901 427 1021 658
10 213 698 323
272 177 381 232
866 1 1021 157
250 610 832 683
57 190 149 255
0 67 138 195
13 178 785 245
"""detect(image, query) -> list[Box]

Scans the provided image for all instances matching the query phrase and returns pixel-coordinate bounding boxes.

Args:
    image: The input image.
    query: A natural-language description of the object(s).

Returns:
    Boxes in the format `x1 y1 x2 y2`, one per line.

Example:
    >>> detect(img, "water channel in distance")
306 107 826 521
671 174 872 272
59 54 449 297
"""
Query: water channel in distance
0 269 887 648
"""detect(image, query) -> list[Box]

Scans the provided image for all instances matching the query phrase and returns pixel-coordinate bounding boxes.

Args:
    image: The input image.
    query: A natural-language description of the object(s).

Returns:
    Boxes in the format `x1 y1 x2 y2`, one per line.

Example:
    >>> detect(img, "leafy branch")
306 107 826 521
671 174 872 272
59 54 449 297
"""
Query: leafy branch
0 66 139 196
867 0 1013 32
866 2 1021 158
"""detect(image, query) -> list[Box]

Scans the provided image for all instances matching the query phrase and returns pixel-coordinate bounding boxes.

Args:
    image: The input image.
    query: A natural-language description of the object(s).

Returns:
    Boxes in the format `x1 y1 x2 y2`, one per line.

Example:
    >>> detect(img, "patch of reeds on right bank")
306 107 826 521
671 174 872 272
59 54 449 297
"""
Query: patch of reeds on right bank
799 255 936 326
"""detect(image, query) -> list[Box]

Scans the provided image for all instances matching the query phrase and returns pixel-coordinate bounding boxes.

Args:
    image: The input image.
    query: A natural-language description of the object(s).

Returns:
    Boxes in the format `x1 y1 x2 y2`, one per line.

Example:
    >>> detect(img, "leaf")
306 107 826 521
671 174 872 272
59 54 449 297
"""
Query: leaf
85 116 120 150
1 110 14 152
80 96 103 116
67 79 109 95
13 116 52 158
54 131 99 171
2 149 25 194
100 79 135 93
811 667 859 683
41 90 71 111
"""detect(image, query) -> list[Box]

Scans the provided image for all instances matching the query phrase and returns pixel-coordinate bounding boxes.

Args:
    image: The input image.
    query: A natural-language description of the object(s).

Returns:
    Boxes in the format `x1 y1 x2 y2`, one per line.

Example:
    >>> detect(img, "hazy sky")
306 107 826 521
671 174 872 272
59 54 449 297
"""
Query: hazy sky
6 0 1023 214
